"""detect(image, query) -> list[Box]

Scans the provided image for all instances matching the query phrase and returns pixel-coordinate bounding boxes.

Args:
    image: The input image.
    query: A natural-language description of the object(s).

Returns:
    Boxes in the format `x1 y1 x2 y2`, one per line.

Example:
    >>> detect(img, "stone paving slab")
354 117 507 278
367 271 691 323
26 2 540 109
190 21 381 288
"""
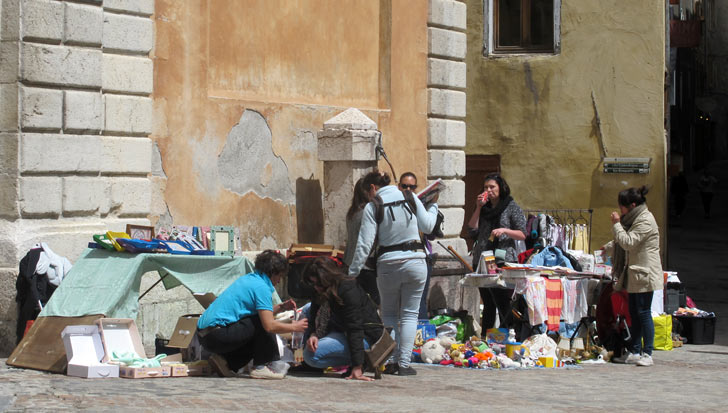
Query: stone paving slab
2 344 727 412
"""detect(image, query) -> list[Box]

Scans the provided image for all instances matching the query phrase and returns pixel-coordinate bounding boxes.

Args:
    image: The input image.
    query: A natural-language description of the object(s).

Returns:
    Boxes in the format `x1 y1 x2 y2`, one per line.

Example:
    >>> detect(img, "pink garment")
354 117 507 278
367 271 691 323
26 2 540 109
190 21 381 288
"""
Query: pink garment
521 278 547 326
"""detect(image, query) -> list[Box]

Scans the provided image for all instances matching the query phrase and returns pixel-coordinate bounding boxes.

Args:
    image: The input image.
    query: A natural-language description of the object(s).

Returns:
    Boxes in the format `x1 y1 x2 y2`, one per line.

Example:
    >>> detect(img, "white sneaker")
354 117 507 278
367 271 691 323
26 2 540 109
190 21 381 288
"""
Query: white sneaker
613 352 640 364
250 365 285 380
636 354 654 367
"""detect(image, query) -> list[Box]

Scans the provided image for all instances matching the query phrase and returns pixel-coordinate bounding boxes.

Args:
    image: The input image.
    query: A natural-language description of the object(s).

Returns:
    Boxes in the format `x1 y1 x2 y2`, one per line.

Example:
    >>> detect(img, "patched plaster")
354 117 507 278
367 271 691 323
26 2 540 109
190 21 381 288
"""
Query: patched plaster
217 110 295 203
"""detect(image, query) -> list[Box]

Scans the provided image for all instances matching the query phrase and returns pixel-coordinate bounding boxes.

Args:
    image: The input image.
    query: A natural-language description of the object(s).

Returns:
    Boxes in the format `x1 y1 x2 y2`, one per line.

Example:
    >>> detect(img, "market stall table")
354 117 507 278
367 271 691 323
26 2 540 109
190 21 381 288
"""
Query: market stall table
8 249 255 373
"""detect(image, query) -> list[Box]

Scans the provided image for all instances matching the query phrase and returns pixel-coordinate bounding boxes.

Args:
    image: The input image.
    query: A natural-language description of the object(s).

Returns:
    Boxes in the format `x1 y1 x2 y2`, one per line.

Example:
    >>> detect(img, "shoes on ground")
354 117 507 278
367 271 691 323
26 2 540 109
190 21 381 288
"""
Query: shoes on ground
397 366 417 376
613 352 640 364
250 365 285 380
636 354 654 367
382 363 399 375
208 354 236 377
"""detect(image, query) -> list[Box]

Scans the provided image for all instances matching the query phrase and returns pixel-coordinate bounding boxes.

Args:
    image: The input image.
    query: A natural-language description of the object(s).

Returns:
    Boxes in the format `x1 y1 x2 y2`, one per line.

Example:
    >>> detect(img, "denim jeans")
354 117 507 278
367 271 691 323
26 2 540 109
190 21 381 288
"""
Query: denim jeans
377 258 427 368
302 331 370 369
628 291 655 356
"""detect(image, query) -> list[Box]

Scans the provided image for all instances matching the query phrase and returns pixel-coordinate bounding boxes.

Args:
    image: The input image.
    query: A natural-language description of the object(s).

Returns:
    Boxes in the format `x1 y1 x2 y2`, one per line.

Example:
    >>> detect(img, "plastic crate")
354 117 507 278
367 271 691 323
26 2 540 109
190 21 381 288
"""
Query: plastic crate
675 315 716 345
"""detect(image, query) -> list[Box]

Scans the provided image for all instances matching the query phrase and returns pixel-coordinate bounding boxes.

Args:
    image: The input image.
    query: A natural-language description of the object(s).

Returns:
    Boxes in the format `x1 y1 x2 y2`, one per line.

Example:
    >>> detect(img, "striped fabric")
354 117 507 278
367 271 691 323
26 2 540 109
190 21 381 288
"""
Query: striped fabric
545 278 563 332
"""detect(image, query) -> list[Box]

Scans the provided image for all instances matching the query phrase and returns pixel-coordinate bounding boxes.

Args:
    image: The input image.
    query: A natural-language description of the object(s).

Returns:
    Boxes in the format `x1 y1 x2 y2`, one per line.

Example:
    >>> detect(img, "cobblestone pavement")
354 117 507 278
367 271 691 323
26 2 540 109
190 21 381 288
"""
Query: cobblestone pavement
2 343 727 412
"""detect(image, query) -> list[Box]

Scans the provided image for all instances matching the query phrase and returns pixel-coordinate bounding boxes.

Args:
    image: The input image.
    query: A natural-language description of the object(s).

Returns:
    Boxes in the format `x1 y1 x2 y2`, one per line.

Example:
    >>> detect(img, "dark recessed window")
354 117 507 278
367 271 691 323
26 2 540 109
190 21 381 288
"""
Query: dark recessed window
494 0 555 53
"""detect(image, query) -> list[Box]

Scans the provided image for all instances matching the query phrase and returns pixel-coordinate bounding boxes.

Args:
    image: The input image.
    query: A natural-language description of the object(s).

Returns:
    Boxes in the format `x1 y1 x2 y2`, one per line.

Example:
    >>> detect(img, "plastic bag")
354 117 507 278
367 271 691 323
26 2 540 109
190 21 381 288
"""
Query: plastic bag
653 314 673 351
522 333 558 359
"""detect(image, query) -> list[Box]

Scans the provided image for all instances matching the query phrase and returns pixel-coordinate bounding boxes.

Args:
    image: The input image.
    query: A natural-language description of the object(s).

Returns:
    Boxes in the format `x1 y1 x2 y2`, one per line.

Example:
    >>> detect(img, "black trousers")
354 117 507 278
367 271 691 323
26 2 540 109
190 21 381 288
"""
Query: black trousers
479 287 513 330
198 315 279 371
357 269 380 306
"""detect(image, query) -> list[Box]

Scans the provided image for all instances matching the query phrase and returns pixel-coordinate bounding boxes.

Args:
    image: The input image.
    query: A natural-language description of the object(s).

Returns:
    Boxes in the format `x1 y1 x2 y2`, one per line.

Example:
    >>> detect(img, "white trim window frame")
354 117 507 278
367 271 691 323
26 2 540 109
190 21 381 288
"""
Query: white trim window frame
483 0 561 56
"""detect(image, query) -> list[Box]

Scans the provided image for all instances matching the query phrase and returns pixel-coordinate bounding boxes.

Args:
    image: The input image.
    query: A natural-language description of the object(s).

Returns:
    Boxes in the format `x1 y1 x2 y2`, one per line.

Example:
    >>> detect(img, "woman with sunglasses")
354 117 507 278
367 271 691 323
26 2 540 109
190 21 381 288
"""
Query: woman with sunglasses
467 174 527 331
302 257 383 381
398 172 433 320
348 170 439 376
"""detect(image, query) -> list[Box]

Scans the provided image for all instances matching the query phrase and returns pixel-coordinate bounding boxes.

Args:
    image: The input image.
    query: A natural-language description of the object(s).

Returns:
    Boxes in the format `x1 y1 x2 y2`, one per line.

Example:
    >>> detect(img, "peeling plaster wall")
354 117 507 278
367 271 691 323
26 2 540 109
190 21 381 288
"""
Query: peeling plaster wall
152 0 428 250
466 0 667 252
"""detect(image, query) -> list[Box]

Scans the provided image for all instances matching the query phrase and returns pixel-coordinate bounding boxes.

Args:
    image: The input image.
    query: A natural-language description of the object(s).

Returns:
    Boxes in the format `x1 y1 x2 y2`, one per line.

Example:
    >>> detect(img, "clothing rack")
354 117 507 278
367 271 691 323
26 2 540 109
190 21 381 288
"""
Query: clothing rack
521 209 593 253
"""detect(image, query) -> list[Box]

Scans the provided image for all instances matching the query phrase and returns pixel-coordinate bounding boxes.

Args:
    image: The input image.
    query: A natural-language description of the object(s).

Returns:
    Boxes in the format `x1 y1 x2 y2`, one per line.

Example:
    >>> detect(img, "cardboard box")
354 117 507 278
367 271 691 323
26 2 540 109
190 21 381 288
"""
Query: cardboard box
167 314 204 361
95 318 170 379
184 360 212 376
61 325 119 379
95 318 146 363
118 365 171 379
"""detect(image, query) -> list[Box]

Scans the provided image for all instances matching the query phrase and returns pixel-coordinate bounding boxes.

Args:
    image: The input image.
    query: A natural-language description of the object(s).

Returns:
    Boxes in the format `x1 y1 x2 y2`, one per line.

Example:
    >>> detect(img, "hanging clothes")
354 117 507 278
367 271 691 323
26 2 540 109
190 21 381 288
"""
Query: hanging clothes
545 278 563 332
518 278 547 326
561 278 579 324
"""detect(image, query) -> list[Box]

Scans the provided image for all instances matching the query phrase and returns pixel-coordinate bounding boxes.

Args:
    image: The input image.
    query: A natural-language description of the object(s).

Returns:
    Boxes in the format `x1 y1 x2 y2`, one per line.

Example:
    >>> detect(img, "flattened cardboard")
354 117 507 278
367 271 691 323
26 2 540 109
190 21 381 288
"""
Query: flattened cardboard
193 293 217 309
61 325 119 378
7 315 104 373
167 315 200 349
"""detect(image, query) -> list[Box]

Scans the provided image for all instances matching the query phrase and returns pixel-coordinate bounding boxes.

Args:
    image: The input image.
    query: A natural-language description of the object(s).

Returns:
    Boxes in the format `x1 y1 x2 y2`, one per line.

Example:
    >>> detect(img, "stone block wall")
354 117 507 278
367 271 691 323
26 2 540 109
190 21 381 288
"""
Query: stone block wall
0 0 155 356
427 0 468 256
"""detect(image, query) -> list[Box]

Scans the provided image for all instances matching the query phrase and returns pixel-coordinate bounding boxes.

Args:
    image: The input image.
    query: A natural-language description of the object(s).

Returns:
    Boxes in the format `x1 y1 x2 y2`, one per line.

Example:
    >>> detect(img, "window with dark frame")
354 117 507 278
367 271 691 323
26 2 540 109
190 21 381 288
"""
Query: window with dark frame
494 0 555 53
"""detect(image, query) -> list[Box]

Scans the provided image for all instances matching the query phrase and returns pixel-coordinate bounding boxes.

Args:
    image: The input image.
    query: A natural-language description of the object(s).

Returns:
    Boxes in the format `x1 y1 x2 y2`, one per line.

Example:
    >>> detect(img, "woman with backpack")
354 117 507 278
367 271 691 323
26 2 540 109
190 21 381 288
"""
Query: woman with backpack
604 186 662 367
348 170 439 376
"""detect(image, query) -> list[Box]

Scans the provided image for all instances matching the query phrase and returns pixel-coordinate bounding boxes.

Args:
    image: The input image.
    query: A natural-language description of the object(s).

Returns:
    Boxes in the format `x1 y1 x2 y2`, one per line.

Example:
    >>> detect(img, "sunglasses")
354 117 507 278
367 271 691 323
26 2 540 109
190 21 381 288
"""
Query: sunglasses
399 184 417 191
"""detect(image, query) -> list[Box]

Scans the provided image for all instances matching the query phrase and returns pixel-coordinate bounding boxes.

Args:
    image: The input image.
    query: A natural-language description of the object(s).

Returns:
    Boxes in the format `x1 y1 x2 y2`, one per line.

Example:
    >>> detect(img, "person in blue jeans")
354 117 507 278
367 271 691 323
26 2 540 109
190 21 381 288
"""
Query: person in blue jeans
301 257 383 381
348 170 438 376
603 186 663 367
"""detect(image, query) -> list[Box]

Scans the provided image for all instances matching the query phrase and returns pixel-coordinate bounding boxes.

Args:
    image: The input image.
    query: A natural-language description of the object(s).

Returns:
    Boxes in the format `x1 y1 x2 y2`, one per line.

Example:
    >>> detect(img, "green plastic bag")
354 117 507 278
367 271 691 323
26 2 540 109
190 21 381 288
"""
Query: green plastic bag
653 314 673 351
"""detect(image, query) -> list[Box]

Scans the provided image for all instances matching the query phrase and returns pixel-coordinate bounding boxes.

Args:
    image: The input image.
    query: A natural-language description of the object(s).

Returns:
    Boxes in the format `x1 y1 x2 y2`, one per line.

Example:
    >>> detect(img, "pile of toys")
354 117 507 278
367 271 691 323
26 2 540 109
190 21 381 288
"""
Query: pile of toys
412 318 608 369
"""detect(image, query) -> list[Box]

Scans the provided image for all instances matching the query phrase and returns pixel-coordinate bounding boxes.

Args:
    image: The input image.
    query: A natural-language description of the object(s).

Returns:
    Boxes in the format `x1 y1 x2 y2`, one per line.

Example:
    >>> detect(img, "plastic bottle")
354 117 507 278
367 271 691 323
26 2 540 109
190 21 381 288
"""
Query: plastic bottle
291 309 304 349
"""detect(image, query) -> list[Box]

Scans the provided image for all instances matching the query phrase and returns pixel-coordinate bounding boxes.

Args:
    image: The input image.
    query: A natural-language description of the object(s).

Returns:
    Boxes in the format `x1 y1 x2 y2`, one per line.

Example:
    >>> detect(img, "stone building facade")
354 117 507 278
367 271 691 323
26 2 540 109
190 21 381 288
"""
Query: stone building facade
0 0 468 356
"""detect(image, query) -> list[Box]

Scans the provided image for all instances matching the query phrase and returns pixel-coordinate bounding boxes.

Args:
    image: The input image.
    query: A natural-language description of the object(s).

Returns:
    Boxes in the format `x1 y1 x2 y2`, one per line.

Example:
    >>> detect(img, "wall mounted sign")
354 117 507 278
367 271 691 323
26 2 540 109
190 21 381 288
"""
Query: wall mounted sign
603 157 651 174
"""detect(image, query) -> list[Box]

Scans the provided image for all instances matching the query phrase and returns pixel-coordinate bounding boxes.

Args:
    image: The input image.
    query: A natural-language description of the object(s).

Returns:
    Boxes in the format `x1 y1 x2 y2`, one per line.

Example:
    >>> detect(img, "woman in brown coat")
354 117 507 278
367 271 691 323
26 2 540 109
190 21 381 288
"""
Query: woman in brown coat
604 186 662 367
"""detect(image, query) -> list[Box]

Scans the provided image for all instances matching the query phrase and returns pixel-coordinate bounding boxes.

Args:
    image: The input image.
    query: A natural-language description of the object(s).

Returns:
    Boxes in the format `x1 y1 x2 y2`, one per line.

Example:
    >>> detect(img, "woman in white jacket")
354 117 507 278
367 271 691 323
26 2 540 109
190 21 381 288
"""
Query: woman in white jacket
348 170 438 376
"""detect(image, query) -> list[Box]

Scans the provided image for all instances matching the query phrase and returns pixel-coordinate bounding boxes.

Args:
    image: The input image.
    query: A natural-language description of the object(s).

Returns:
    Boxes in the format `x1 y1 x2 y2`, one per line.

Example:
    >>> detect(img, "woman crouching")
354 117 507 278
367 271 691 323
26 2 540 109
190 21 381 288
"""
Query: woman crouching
302 257 383 381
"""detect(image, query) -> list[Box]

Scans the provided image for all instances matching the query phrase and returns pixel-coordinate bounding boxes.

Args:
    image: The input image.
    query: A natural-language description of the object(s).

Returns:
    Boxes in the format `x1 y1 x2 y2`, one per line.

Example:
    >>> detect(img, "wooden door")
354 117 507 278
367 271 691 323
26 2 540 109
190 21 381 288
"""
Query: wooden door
461 155 501 251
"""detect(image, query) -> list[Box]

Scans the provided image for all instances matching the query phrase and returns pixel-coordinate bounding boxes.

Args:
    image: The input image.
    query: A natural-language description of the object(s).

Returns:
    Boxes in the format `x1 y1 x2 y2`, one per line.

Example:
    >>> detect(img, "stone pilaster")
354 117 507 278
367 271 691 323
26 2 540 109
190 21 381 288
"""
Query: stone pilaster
317 108 379 248
0 0 155 356
427 0 468 256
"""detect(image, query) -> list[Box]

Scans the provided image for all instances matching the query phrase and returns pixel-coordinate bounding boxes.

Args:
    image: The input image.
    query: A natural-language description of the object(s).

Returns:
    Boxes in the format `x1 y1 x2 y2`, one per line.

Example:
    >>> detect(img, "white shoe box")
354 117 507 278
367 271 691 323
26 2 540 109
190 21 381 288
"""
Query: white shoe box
61 325 119 378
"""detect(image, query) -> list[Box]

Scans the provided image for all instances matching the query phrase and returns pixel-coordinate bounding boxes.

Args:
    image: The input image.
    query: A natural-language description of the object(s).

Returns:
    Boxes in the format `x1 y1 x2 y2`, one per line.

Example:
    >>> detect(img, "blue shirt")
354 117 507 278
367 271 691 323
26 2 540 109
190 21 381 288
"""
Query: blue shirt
197 271 275 329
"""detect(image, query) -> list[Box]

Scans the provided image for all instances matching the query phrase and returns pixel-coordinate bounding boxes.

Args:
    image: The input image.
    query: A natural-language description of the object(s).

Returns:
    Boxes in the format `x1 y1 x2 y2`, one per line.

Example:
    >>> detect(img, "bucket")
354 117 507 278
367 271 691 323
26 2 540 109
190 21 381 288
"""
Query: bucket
505 342 529 358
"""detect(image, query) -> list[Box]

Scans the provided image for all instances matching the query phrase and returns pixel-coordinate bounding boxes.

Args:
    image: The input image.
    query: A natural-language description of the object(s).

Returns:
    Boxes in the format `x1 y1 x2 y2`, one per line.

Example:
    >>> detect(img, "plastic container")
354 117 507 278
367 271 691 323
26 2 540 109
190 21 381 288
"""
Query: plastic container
291 309 304 349
676 315 716 345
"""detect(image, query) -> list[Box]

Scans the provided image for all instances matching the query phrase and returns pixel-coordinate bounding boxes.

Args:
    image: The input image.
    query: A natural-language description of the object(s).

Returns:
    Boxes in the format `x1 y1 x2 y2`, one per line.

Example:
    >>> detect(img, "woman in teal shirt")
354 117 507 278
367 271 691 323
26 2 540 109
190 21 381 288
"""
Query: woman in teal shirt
197 250 307 379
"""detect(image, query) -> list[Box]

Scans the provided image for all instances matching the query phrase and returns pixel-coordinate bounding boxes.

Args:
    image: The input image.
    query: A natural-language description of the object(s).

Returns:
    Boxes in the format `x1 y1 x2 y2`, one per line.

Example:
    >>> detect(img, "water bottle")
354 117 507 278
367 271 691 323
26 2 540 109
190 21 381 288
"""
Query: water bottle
291 309 304 349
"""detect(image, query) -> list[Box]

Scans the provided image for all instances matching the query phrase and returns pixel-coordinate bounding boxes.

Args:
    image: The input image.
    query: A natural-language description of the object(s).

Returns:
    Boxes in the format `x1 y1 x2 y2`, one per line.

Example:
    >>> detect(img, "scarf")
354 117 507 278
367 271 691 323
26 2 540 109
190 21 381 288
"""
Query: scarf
612 203 646 289
479 195 513 251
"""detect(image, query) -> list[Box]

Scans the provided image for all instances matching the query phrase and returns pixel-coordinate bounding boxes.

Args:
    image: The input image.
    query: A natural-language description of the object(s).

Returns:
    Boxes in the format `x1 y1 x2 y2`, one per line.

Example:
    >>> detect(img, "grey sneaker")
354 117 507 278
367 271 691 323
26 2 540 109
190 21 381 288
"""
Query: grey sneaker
250 365 285 380
613 352 640 364
636 354 654 367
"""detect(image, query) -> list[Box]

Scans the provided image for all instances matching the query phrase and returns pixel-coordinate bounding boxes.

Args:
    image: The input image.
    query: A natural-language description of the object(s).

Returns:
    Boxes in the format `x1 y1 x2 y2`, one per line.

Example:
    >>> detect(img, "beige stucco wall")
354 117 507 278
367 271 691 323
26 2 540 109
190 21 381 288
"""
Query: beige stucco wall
466 0 667 252
153 0 428 250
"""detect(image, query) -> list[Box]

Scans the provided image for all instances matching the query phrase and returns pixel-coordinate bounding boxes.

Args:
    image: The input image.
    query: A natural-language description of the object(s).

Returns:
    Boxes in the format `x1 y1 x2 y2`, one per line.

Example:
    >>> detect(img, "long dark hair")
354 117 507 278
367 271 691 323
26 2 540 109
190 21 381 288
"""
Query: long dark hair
483 173 511 199
361 169 391 192
303 257 345 305
346 178 370 220
618 185 649 207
